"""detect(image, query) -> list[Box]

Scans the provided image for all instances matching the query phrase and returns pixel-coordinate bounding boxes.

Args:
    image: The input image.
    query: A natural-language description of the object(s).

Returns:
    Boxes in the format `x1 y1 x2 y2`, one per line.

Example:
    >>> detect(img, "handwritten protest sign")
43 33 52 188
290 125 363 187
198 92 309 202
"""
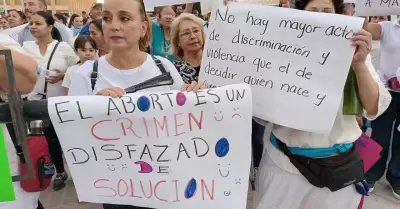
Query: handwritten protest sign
355 0 400 16
199 3 363 133
49 84 252 209
144 0 205 8
238 0 280 5
0 125 16 202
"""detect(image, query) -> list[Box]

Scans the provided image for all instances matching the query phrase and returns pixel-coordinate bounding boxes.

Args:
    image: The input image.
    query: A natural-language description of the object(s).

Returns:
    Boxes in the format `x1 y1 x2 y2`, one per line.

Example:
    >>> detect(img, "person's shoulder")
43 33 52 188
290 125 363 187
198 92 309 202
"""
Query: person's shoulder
57 41 73 49
54 22 69 30
379 20 396 30
152 55 176 69
74 60 95 76
21 41 36 48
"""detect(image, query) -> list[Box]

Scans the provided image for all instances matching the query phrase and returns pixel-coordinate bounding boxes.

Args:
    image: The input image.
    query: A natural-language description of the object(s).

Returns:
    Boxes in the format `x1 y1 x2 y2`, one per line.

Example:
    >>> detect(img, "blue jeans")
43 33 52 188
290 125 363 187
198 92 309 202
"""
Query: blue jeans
252 119 265 168
103 204 152 209
366 91 400 189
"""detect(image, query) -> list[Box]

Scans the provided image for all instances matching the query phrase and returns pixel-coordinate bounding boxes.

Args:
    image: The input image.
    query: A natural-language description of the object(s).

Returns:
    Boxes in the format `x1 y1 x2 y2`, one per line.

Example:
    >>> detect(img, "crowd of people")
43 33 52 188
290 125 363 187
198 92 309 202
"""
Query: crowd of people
0 0 399 209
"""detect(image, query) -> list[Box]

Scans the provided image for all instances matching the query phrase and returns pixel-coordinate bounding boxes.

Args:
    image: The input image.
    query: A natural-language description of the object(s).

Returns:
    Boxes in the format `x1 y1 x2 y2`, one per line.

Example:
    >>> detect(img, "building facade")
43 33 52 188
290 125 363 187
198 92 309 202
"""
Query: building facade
2 0 95 14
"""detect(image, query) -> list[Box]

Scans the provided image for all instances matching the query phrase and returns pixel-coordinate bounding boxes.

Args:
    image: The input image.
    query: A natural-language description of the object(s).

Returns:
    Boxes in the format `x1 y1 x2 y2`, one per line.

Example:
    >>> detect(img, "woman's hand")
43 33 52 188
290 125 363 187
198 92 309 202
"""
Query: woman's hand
356 116 364 129
47 73 64 84
181 81 206 92
351 29 372 67
97 87 126 98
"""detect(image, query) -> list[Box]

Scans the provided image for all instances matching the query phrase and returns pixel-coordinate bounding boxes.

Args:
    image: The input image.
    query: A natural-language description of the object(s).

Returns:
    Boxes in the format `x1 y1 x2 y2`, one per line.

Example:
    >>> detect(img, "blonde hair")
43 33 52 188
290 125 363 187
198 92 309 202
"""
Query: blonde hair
170 13 205 57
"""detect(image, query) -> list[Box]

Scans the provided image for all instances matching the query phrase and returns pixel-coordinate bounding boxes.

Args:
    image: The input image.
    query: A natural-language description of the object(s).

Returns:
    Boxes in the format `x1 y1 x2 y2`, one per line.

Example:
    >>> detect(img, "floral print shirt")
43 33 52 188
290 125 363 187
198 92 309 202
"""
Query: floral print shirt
173 59 201 84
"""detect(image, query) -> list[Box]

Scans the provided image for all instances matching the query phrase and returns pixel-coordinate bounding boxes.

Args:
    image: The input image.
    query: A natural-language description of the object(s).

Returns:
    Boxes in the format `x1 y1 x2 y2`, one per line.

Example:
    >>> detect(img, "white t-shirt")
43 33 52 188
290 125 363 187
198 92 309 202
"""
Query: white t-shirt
378 20 400 80
0 125 40 209
62 64 80 89
22 40 79 100
68 54 184 96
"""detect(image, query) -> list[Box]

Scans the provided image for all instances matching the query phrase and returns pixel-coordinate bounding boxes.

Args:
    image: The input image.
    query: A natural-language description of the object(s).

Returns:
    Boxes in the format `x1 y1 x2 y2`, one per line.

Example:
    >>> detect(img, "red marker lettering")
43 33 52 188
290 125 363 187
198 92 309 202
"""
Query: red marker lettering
91 120 120 141
117 179 129 197
154 180 168 202
140 180 153 199
130 179 143 199
93 179 117 197
174 113 185 136
188 111 203 131
172 180 180 202
116 118 141 138
201 179 215 200
153 116 169 137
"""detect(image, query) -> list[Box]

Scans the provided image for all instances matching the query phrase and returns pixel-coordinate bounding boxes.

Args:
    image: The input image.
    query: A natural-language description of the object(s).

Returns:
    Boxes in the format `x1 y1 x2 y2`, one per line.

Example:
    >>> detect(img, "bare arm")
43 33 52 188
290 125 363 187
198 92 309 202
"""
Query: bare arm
363 17 382 40
353 63 379 116
184 3 194 13
0 47 38 94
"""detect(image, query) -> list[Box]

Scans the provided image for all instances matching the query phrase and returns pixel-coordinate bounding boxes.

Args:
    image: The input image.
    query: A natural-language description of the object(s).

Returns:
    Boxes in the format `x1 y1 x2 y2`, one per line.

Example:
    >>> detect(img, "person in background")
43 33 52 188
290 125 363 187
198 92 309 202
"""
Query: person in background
175 5 184 16
68 14 83 36
19 0 73 46
7 10 27 28
192 10 202 19
68 1 204 209
369 16 390 73
62 35 97 94
365 15 400 199
89 19 109 57
81 11 88 19
79 3 103 36
0 17 9 30
343 3 355 16
0 33 40 209
53 13 67 25
23 11 79 191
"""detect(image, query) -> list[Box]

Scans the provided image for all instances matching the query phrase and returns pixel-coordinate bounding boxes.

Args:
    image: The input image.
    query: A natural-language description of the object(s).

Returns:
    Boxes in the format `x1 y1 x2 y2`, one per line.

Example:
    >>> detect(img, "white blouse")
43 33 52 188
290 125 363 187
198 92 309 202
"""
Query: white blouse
257 54 391 174
22 40 79 100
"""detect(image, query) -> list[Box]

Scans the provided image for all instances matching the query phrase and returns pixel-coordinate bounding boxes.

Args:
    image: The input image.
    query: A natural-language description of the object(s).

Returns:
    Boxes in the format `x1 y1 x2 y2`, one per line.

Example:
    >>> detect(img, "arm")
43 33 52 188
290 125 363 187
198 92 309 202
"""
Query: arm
184 3 194 13
363 17 382 40
0 45 38 94
353 62 379 116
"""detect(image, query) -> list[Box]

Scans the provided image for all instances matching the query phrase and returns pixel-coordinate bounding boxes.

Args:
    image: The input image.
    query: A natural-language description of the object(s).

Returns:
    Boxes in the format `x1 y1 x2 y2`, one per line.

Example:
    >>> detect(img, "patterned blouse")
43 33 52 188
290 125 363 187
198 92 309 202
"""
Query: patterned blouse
173 59 201 84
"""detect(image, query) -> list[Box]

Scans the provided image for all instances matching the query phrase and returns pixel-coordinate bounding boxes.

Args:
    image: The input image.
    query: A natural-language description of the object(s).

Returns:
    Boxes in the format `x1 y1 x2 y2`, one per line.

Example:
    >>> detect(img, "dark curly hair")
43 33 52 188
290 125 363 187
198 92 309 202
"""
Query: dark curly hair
294 0 345 14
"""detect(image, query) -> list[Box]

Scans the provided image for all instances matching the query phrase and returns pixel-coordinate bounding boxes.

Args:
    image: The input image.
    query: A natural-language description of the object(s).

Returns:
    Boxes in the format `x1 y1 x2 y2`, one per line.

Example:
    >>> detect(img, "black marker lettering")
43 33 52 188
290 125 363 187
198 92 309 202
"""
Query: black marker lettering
108 98 121 115
157 166 169 174
67 148 89 164
206 89 221 103
55 101 74 123
125 144 137 159
149 94 163 110
120 96 135 113
76 101 92 120
319 52 331 65
154 145 171 162
314 94 327 106
161 92 174 107
102 144 123 160
140 144 153 161
195 91 207 106
192 137 209 157
177 143 191 160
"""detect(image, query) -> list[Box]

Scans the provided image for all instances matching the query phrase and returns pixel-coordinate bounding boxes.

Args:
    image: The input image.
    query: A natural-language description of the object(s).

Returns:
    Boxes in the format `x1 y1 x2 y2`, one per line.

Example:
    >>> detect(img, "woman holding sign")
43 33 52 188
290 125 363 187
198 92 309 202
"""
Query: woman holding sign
222 0 391 208
68 0 204 208
364 16 400 199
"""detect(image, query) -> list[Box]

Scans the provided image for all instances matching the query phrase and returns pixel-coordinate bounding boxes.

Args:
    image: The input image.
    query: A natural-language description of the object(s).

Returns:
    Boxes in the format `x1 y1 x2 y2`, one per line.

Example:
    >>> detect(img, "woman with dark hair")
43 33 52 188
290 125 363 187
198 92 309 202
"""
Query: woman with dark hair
68 14 83 36
89 19 109 57
7 10 26 28
53 13 68 26
221 0 389 208
23 11 79 191
0 17 9 30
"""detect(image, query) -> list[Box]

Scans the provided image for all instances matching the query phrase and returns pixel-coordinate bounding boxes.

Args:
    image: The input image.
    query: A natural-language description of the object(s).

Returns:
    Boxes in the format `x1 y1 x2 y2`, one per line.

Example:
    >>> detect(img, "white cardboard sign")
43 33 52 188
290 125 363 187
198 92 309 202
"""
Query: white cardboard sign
144 0 205 8
355 0 400 16
199 3 364 133
49 84 252 209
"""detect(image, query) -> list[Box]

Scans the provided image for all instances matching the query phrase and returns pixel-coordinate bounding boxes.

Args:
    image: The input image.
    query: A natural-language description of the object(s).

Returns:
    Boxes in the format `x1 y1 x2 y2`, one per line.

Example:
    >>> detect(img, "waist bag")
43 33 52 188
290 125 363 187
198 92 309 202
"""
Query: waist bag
275 137 364 192
7 124 54 192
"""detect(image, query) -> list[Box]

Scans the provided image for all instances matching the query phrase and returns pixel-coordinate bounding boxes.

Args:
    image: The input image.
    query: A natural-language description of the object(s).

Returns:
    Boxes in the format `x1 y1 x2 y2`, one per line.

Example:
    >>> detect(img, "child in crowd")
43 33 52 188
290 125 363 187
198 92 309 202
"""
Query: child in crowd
62 35 97 94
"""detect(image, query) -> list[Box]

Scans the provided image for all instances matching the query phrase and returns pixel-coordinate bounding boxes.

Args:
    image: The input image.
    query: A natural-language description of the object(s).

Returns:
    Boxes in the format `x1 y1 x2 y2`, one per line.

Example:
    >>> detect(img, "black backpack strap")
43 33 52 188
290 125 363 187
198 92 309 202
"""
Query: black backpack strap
151 55 167 74
42 41 60 99
91 60 99 92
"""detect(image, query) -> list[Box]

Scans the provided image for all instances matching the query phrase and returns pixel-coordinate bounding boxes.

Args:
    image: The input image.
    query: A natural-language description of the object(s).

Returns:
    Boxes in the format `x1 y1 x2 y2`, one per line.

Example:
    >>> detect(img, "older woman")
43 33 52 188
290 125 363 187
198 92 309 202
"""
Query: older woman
170 13 204 84
151 4 193 62
68 0 204 208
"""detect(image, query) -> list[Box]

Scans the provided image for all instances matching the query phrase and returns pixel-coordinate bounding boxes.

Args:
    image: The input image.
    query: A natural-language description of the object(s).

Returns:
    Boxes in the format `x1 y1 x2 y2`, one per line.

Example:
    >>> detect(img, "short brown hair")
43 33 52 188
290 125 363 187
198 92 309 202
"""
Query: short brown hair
136 0 151 52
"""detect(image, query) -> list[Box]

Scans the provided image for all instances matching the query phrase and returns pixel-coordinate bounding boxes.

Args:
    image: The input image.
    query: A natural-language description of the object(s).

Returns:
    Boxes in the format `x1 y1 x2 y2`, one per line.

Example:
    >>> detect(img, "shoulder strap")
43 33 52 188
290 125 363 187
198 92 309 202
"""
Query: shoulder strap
91 60 99 91
43 41 60 98
151 55 167 74
5 123 25 163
